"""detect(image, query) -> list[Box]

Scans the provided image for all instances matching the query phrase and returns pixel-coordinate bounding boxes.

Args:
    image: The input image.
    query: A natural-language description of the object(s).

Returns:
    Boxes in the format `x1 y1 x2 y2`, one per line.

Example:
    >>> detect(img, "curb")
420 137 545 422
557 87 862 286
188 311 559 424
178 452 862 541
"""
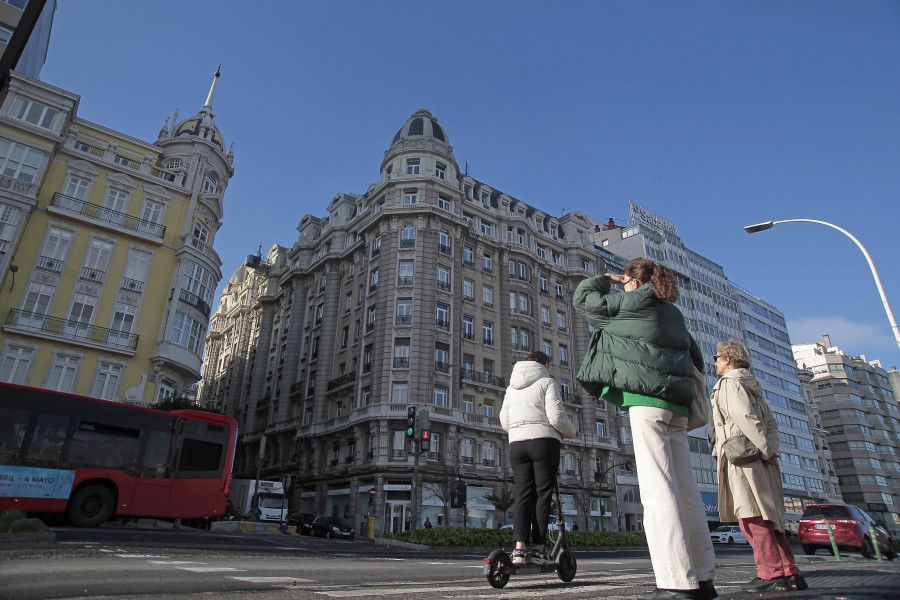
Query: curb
0 518 56 545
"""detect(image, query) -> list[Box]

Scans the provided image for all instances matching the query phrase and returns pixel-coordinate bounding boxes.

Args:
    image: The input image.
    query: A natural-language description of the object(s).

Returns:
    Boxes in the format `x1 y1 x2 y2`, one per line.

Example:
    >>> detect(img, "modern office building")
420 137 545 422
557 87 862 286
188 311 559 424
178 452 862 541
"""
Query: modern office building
201 109 630 535
0 0 55 84
793 337 900 534
0 68 234 404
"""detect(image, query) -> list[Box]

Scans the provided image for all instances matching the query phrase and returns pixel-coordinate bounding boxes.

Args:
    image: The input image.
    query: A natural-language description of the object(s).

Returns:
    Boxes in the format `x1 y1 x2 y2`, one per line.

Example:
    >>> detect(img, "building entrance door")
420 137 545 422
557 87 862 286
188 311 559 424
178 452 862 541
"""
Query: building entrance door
385 501 409 534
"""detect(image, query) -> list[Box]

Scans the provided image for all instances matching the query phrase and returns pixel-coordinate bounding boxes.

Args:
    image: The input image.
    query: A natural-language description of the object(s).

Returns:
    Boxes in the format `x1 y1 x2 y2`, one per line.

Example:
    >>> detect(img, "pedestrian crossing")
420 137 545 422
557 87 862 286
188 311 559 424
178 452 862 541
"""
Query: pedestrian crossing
84 545 898 599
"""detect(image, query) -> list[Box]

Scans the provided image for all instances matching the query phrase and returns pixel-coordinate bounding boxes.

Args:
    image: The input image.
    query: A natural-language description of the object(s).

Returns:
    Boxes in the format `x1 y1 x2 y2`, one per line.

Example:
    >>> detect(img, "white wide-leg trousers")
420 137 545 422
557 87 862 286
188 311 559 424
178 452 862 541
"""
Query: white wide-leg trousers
630 405 716 590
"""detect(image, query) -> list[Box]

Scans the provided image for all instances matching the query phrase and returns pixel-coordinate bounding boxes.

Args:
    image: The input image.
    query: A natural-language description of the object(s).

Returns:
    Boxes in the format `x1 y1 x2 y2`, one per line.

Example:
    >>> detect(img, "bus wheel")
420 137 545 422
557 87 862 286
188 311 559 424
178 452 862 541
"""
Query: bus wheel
68 484 115 527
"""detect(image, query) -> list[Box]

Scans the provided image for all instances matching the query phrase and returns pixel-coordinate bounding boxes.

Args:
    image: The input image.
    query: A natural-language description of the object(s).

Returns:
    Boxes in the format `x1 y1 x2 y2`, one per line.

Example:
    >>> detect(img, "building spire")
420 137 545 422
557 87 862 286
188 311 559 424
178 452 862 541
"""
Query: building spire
204 65 221 110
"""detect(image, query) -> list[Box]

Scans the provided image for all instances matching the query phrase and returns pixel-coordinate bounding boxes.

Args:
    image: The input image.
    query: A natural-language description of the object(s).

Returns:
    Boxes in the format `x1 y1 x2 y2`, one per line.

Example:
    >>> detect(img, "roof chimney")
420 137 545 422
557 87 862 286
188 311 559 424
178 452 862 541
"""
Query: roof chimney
823 334 832 348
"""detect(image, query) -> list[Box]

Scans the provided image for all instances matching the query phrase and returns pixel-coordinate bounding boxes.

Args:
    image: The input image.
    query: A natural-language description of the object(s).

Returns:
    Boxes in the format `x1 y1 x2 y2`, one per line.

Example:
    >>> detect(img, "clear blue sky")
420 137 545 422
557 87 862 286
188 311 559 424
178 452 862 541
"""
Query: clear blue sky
40 1 900 369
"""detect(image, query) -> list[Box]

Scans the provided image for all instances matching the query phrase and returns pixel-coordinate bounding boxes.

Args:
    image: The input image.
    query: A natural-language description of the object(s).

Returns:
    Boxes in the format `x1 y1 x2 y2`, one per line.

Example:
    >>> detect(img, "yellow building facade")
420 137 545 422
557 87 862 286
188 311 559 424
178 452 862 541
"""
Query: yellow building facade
0 69 234 403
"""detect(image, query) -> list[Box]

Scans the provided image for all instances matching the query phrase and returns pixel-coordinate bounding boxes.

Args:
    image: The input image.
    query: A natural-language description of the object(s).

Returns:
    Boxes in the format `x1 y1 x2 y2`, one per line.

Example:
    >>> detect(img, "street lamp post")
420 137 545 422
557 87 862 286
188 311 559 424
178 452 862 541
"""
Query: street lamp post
744 219 900 350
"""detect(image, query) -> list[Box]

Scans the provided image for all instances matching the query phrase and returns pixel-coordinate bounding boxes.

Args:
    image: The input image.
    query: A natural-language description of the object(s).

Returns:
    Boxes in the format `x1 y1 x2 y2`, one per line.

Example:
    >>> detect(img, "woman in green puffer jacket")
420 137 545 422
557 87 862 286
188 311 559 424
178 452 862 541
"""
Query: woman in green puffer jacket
573 258 716 600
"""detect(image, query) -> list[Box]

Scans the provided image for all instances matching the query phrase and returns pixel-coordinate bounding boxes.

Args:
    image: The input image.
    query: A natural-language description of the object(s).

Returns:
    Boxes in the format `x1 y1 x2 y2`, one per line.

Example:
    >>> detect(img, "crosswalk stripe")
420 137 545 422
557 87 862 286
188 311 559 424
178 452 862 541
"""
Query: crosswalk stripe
229 576 314 583
148 560 206 565
177 567 245 572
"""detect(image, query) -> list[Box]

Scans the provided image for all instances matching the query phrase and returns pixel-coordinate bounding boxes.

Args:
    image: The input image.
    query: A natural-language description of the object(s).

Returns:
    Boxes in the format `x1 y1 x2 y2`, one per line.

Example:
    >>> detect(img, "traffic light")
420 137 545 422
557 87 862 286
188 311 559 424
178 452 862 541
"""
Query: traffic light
450 479 466 509
420 430 431 452
406 406 416 439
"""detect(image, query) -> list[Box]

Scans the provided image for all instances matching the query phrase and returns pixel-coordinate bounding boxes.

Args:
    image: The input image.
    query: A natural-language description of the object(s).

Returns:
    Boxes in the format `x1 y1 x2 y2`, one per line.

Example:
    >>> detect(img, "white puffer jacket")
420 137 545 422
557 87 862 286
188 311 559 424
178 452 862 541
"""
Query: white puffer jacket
500 361 577 443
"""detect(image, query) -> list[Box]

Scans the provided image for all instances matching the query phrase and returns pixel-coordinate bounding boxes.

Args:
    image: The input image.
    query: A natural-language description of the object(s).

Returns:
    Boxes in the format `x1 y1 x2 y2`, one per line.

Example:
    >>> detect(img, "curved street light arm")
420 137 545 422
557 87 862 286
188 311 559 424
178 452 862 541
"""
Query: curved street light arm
747 218 900 350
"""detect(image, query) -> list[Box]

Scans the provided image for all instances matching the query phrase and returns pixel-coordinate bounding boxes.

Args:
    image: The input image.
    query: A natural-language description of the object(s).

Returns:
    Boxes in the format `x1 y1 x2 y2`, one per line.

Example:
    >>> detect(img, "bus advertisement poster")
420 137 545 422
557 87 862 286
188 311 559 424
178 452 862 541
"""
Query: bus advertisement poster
0 466 75 499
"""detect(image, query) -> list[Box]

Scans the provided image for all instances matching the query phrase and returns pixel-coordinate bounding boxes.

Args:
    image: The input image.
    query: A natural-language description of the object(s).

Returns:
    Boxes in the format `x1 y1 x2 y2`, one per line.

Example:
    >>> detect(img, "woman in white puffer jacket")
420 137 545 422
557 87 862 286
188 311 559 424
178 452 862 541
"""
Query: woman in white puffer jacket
500 352 576 567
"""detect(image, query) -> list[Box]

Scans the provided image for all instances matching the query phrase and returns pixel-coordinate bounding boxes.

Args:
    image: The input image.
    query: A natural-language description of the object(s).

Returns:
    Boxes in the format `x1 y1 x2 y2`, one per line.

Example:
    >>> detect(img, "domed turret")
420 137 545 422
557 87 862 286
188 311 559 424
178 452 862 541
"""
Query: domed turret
381 108 456 173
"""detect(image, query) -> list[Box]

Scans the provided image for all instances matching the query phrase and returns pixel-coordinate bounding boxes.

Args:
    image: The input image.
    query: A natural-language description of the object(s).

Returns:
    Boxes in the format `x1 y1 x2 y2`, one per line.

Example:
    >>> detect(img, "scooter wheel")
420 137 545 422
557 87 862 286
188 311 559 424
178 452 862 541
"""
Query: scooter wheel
486 552 513 589
556 549 577 583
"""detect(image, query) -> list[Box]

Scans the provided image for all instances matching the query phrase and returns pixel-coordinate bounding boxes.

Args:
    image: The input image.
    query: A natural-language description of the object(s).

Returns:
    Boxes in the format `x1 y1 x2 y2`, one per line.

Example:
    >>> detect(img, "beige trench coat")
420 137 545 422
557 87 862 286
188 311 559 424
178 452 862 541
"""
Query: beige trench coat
711 368 788 530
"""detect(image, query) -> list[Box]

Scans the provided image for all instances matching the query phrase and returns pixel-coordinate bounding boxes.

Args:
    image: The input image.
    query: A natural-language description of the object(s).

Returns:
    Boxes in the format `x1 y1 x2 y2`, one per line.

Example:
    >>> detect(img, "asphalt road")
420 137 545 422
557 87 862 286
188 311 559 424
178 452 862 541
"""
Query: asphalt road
2 526 899 600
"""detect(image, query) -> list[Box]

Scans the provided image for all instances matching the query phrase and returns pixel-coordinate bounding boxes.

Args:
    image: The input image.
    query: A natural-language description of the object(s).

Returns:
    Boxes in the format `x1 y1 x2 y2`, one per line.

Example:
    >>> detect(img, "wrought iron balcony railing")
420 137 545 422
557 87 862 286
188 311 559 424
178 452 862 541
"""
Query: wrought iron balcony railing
178 288 211 317
121 278 144 294
327 372 356 392
6 309 138 351
52 193 166 240
36 255 63 273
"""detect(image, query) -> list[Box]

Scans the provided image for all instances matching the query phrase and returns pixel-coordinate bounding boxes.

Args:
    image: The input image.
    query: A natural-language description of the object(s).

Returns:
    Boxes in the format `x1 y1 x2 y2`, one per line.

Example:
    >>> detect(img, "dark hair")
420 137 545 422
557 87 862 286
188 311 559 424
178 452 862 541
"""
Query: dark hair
625 258 680 303
525 351 551 366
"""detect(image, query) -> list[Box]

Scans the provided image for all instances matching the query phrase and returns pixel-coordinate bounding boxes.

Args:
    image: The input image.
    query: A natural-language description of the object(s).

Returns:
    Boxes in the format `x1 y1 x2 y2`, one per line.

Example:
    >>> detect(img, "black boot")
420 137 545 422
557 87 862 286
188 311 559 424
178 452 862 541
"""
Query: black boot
741 576 792 592
792 572 808 590
697 580 719 600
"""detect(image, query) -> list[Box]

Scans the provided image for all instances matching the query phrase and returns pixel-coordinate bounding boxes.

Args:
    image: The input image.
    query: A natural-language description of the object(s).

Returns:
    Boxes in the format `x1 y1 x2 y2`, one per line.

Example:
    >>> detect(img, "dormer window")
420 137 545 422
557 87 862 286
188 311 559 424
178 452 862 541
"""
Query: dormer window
406 159 420 175
203 172 218 194
9 97 59 130
435 162 446 179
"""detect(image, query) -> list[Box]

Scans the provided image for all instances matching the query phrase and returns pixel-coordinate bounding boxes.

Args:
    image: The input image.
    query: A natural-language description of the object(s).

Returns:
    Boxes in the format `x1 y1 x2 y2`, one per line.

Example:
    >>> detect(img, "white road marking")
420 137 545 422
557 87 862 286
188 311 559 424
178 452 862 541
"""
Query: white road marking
176 566 245 572
229 577 314 583
113 554 166 558
315 586 476 597
148 560 205 565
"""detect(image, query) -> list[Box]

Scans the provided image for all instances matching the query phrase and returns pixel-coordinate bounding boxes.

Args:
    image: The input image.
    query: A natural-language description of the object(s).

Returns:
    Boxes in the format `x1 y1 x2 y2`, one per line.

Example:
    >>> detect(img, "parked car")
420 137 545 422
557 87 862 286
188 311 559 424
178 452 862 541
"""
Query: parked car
287 512 316 536
710 525 748 545
311 516 355 539
798 503 895 560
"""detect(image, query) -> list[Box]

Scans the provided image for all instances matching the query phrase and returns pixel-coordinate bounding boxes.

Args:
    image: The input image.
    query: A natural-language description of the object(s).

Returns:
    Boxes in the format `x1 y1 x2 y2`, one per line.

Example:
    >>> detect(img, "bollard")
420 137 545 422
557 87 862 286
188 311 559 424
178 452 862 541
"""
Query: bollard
868 524 884 562
367 515 375 541
826 522 842 561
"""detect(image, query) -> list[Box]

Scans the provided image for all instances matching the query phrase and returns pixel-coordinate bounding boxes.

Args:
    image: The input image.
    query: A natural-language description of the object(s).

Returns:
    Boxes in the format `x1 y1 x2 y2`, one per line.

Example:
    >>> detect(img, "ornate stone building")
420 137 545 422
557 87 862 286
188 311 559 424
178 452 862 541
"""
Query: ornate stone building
201 109 626 534
0 68 234 403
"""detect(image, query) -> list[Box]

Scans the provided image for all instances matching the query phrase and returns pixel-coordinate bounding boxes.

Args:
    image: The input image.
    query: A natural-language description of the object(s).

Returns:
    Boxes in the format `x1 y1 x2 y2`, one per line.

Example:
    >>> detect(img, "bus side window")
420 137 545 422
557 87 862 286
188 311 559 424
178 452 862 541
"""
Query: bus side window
26 414 70 467
0 407 29 458
141 430 171 478
70 422 140 470
176 438 223 475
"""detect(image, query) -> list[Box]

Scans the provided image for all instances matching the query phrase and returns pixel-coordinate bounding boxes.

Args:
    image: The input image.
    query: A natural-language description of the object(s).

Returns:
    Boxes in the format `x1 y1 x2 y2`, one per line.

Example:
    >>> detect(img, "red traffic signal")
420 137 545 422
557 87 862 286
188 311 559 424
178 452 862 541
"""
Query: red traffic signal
420 430 431 452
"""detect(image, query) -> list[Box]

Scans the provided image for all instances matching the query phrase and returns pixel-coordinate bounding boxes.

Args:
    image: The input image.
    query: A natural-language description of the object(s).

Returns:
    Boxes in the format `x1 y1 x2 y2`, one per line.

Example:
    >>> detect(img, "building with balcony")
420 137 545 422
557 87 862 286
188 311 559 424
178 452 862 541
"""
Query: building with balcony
0 68 234 403
793 336 900 534
200 109 627 535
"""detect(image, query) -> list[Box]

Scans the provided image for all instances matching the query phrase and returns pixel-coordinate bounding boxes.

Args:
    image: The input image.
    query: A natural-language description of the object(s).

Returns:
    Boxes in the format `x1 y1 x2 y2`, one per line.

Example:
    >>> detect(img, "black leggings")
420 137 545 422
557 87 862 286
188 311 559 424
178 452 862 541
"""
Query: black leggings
510 437 560 545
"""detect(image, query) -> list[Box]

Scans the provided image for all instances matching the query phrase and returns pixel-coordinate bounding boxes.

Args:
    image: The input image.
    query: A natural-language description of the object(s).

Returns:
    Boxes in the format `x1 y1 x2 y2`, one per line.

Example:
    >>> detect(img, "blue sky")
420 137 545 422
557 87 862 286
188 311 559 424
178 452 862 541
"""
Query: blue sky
39 1 900 368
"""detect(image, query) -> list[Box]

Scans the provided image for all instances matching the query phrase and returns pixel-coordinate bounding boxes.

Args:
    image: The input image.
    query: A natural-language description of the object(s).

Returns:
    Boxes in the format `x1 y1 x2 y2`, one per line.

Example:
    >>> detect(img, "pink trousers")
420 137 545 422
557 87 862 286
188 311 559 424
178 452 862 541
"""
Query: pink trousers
739 516 799 579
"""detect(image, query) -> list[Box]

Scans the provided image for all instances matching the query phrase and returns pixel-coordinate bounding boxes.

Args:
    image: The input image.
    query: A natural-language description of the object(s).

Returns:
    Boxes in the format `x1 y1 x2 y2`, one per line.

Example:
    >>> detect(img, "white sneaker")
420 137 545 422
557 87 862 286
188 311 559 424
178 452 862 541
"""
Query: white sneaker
510 549 526 566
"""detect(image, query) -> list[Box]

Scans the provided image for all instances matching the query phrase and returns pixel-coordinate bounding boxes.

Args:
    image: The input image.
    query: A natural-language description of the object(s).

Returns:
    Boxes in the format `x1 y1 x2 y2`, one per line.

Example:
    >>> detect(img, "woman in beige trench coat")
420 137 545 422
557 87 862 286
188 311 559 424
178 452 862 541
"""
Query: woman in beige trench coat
711 339 806 593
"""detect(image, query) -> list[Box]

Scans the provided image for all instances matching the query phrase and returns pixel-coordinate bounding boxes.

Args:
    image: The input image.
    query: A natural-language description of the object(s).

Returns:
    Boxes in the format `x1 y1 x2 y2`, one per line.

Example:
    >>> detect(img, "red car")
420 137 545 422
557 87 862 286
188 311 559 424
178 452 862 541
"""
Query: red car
798 504 896 560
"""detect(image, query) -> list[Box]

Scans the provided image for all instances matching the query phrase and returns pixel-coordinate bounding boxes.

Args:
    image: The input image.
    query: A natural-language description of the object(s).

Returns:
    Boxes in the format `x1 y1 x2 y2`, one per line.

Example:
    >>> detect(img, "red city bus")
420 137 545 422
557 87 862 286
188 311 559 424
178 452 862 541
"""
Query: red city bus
0 382 238 526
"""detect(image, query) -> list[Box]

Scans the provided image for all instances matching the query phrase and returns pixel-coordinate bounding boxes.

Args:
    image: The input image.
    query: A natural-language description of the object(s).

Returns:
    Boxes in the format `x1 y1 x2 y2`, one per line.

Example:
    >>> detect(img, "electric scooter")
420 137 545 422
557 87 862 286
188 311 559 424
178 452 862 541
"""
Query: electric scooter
483 482 577 588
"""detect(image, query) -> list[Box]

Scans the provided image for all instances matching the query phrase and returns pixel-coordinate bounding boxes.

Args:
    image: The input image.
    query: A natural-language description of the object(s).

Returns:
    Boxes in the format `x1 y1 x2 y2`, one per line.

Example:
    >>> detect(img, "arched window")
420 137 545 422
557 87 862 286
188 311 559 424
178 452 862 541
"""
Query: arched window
203 172 219 194
166 158 184 170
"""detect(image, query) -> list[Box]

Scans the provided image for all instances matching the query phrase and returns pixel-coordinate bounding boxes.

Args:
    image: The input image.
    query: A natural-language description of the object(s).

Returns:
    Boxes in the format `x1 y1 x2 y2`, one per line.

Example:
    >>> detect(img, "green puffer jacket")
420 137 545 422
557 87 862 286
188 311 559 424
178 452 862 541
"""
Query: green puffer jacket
573 275 704 406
